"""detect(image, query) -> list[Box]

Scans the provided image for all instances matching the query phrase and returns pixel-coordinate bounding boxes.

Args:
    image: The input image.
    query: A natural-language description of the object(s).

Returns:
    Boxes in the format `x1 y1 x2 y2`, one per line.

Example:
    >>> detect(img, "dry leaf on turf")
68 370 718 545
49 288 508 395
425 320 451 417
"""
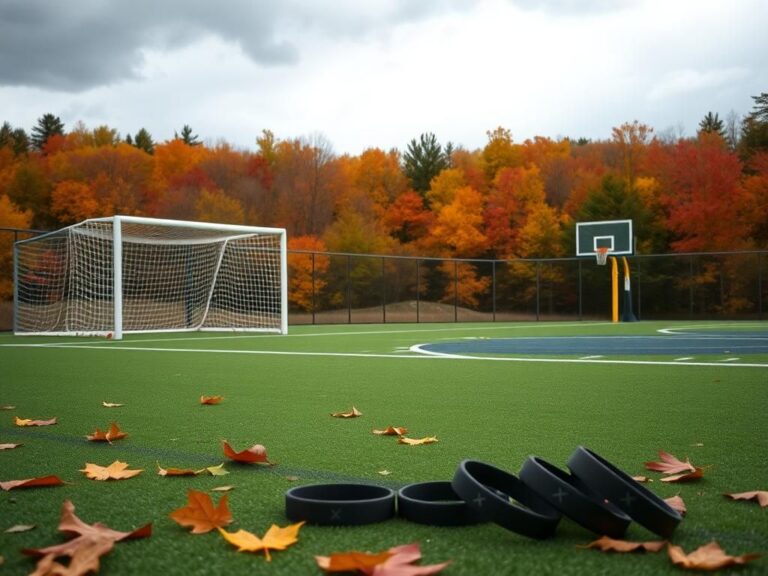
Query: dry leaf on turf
15 416 57 427
398 436 438 446
378 470 392 476
23 500 151 575
579 536 667 553
200 395 224 405
157 463 201 477
101 401 124 408
316 542 450 575
664 495 687 515
373 426 407 436
218 521 304 561
0 475 65 491
0 443 22 450
170 489 232 534
5 524 35 533
205 463 229 476
80 461 143 481
667 541 761 570
632 475 652 483
211 485 234 492
724 490 768 508
86 422 127 442
660 467 704 483
331 406 362 418
222 440 273 465
1 405 16 410
644 449 696 475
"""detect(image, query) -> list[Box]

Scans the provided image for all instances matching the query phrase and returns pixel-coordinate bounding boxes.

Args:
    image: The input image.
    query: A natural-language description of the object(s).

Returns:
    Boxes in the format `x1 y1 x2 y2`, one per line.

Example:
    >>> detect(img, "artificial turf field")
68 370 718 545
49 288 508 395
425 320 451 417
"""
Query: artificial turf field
0 320 767 575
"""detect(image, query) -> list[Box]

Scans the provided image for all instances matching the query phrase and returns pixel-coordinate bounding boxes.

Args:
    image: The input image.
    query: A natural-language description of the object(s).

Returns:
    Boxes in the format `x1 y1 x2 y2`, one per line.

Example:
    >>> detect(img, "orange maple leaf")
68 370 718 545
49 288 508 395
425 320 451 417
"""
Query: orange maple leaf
0 475 65 491
200 395 224 405
157 463 201 477
644 450 696 474
222 440 273 465
398 436 438 446
331 406 362 418
86 422 127 443
667 541 761 570
218 522 304 561
316 550 394 572
80 461 143 481
0 443 23 450
316 542 450 574
724 491 768 508
170 489 232 534
579 536 667 553
14 416 57 427
664 495 687 515
372 426 407 436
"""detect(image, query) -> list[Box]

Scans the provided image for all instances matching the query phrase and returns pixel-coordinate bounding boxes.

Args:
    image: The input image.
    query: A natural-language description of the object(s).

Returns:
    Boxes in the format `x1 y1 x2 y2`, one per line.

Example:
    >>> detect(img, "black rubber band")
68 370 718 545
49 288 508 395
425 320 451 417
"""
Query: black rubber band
285 483 395 526
397 481 486 526
451 460 561 539
567 446 682 538
519 456 631 538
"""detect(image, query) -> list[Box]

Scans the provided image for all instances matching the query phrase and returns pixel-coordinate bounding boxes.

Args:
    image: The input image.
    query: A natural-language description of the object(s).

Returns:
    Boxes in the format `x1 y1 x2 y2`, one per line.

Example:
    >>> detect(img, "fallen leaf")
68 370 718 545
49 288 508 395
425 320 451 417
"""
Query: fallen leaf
285 475 300 482
398 436 438 446
86 422 127 442
1 405 16 410
0 475 65 491
170 489 232 534
579 536 667 553
373 426 407 436
23 500 151 574
201 395 224 405
667 541 761 570
644 449 696 475
218 521 304 561
665 495 687 515
157 463 201 477
691 442 704 447
5 524 35 533
316 542 450 575
631 475 653 483
205 463 229 476
222 440 273 465
660 467 704 483
14 416 57 427
331 406 362 418
211 485 235 492
724 491 768 508
378 470 392 476
0 443 23 450
80 461 143 481
101 401 124 408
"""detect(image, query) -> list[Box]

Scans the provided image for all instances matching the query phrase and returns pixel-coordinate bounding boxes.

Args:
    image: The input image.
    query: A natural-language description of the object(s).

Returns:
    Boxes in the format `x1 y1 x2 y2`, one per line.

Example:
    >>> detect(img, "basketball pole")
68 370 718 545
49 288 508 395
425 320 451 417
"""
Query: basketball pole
621 256 637 322
610 256 618 322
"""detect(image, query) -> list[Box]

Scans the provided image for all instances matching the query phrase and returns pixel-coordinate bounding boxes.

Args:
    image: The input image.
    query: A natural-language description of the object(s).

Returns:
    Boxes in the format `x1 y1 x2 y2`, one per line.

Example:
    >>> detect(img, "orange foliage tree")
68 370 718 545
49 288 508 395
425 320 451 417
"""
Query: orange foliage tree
287 235 329 312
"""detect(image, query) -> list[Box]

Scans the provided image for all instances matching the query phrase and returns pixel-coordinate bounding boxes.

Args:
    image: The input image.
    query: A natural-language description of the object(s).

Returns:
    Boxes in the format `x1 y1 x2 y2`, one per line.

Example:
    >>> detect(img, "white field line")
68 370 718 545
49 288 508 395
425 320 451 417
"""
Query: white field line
674 357 694 361
4 342 766 368
658 323 768 336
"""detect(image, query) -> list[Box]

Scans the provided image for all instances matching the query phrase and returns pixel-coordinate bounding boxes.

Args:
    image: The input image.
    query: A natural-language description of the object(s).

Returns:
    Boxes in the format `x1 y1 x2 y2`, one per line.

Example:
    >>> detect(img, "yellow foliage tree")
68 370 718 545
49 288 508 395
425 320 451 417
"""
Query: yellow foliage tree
428 186 487 257
194 188 245 224
426 168 465 211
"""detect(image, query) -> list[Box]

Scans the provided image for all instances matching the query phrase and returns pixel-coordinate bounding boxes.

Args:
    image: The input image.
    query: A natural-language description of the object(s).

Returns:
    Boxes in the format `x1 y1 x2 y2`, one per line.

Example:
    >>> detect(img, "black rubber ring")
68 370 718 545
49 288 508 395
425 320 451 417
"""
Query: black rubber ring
398 481 486 526
451 460 561 539
519 456 632 537
567 446 682 538
285 483 395 526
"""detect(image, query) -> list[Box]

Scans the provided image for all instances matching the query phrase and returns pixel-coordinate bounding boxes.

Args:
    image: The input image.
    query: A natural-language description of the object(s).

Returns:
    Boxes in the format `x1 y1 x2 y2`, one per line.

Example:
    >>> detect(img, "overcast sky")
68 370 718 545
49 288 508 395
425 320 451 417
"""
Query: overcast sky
1 0 765 155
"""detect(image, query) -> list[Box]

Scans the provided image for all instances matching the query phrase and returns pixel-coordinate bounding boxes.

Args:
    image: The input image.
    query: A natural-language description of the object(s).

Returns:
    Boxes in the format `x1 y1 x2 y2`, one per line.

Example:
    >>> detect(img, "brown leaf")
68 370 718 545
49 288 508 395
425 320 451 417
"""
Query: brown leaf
222 440 273 465
0 443 23 450
170 489 232 534
667 541 761 570
373 426 407 436
101 401 124 408
218 522 304 561
316 542 450 575
660 467 704 483
14 416 57 427
331 406 362 418
86 422 128 442
200 395 224 405
644 449 696 475
631 475 653 483
398 436 438 446
724 490 768 508
664 495 687 515
157 463 202 477
80 461 143 481
0 475 65 491
579 536 667 553
5 524 36 533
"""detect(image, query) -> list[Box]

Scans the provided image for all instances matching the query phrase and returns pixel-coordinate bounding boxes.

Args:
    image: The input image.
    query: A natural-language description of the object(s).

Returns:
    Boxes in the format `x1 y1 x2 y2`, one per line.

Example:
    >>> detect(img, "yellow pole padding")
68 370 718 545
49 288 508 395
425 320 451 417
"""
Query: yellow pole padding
610 256 618 322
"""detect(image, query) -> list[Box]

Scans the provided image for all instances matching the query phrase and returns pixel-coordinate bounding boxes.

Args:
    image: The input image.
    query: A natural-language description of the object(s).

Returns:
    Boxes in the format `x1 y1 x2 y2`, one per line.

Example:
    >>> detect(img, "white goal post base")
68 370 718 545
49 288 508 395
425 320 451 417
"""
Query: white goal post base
14 216 288 339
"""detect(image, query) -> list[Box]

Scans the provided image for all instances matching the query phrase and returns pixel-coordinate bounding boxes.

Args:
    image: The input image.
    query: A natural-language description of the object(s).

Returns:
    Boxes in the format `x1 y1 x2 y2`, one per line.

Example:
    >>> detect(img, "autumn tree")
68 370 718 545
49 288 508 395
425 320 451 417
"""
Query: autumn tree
740 92 768 161
0 194 33 299
133 128 155 154
0 122 29 155
427 185 487 257
426 168 465 211
287 235 329 312
31 113 65 151
5 160 53 227
402 132 448 195
610 121 654 191
383 190 432 246
482 127 523 182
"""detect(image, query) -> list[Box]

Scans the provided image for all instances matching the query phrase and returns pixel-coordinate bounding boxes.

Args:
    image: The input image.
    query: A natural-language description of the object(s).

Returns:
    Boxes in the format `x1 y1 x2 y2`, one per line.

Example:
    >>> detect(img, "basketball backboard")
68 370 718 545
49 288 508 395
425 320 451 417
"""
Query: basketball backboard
576 219 633 256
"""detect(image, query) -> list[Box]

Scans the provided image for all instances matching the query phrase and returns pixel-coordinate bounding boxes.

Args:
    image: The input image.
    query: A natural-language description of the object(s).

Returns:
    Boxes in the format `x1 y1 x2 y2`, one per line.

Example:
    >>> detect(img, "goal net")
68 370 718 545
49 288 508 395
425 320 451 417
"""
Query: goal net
14 216 287 339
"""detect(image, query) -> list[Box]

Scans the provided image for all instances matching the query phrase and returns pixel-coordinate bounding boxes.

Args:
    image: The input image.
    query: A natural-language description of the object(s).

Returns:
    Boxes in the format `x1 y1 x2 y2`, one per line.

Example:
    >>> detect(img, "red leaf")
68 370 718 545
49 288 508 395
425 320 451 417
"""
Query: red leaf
579 536 666 553
222 441 273 465
660 467 704 483
724 491 768 508
316 542 450 575
0 475 65 491
644 450 696 475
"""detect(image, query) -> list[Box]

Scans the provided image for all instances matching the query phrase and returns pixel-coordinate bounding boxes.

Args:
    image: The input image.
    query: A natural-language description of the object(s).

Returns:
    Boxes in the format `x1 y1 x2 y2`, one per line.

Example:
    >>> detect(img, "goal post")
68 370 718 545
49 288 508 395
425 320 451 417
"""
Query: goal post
14 216 288 339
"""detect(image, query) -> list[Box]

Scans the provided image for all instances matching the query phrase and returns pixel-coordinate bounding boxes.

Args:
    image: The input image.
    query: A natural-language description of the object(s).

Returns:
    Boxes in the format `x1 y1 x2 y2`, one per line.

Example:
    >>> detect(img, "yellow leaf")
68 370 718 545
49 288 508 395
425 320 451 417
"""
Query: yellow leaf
398 436 438 446
331 406 362 418
205 463 229 476
101 401 124 408
218 522 304 561
80 461 143 481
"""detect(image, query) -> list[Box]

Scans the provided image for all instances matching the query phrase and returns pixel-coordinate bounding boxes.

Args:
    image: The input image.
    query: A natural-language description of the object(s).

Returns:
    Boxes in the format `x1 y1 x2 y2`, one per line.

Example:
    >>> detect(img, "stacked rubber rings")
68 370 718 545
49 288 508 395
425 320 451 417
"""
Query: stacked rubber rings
285 446 683 539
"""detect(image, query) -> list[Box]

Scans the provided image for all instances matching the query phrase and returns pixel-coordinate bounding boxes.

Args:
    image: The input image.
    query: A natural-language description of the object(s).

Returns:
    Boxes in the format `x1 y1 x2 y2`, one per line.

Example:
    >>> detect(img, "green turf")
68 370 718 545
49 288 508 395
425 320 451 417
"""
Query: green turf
1 321 766 575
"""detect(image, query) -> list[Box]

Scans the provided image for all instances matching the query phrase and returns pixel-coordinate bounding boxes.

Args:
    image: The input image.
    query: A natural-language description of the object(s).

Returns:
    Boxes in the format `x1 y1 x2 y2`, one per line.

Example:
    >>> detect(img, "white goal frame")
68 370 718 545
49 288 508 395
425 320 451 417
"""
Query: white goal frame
14 216 287 339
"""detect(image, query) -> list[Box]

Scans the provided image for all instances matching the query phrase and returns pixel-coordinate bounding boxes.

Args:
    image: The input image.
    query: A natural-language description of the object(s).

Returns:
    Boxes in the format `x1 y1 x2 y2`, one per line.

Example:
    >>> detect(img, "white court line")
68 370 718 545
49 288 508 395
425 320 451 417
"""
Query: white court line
674 357 694 361
579 355 605 360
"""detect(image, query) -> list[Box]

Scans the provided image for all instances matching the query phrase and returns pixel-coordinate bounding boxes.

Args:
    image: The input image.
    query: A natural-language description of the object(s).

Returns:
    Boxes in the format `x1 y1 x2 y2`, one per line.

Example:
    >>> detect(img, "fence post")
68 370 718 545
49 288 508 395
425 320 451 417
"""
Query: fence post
492 260 497 322
311 253 316 325
689 256 694 317
759 254 764 319
347 255 351 324
381 256 386 323
454 260 458 322
577 259 582 320
416 260 420 324
536 261 541 321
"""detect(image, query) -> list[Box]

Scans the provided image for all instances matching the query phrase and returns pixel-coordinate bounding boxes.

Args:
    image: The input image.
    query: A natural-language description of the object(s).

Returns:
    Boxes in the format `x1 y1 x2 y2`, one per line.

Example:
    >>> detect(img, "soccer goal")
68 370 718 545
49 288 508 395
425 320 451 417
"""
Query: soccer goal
14 216 287 339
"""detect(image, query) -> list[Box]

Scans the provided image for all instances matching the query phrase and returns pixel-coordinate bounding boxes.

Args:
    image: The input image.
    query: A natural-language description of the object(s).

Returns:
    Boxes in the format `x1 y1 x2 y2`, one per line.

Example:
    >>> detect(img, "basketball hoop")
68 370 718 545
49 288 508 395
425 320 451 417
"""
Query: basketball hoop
595 247 611 266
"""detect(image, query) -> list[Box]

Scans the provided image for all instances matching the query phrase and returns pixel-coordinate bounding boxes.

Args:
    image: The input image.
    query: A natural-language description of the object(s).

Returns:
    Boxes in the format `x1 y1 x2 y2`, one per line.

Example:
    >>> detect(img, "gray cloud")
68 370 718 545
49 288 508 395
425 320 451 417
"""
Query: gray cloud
508 0 637 15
